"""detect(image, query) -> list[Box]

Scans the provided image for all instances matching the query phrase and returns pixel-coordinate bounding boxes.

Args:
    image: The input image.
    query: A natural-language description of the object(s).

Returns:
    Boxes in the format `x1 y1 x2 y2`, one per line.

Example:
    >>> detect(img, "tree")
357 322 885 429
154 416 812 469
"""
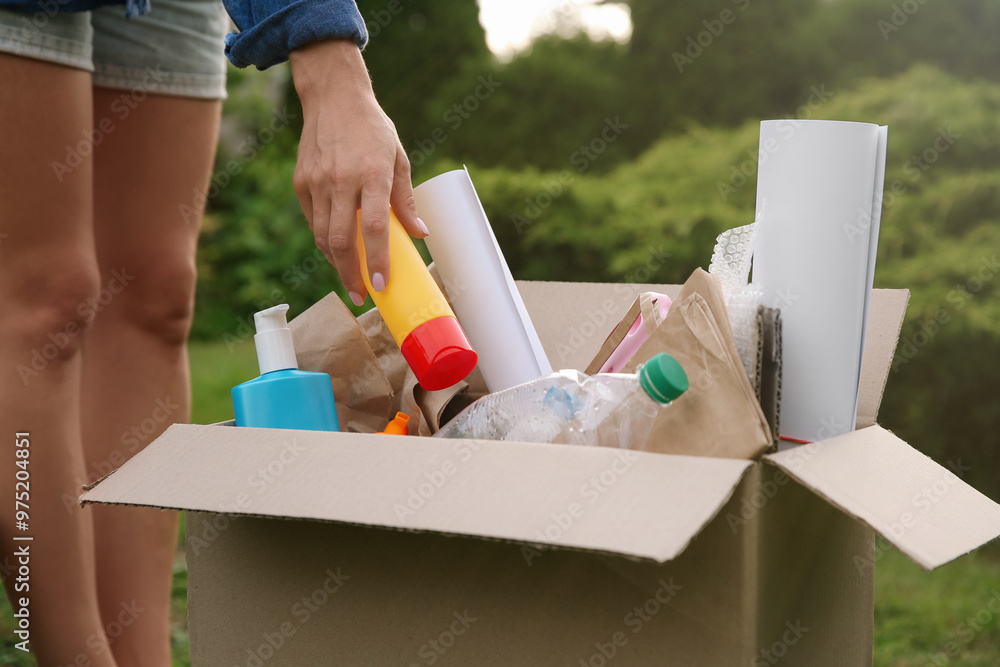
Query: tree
356 0 491 150
424 34 631 174
624 0 819 151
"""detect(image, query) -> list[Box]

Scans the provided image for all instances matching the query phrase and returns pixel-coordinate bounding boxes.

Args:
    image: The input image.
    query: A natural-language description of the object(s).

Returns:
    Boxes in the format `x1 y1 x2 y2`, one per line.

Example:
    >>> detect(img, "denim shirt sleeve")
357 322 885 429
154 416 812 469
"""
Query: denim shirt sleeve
222 0 369 70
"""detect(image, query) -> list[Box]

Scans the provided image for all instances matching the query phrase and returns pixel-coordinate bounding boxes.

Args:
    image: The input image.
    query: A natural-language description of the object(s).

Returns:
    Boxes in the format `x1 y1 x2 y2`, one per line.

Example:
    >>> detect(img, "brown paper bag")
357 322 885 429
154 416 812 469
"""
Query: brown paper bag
589 269 772 459
585 292 668 375
289 266 487 435
287 292 394 434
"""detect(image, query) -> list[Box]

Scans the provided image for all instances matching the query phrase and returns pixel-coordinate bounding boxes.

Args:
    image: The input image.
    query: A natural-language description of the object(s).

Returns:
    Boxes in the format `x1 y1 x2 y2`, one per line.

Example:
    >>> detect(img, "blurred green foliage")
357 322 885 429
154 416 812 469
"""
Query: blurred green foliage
423 34 632 172
193 1 1000 497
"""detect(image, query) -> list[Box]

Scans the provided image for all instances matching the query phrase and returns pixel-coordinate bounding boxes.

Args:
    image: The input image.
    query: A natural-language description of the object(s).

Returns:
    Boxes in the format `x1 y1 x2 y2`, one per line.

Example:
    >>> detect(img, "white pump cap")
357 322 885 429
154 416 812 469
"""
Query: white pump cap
253 304 298 375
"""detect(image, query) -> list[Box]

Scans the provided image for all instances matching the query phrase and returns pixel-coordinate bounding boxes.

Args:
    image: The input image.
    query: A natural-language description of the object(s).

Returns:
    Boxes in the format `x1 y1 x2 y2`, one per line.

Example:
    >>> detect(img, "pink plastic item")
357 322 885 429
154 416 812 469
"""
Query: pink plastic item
599 293 672 373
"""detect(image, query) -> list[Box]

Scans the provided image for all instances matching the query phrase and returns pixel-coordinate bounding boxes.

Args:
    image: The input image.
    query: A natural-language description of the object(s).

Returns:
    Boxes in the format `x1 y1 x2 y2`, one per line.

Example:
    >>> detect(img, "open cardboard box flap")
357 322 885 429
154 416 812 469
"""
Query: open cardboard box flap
81 281 1000 570
81 423 752 563
764 425 1000 570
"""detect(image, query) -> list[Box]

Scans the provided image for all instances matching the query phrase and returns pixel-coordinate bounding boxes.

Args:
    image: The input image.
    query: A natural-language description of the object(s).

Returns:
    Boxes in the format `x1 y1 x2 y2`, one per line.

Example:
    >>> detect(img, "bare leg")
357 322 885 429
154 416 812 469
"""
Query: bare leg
0 54 118 667
82 87 220 667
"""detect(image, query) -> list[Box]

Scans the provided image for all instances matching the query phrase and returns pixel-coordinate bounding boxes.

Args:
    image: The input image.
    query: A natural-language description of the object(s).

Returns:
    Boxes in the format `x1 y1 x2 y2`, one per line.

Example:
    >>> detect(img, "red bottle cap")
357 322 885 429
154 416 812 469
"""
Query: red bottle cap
400 317 478 391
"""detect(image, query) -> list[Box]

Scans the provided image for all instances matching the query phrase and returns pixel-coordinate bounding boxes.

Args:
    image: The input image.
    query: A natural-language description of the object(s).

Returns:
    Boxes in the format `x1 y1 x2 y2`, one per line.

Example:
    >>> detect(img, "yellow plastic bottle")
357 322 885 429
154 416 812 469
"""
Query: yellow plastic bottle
357 210 477 391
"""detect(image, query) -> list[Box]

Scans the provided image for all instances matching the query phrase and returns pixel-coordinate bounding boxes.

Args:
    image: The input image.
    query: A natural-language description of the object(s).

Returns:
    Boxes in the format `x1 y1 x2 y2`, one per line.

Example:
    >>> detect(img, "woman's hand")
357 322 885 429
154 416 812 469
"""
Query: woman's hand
289 39 427 306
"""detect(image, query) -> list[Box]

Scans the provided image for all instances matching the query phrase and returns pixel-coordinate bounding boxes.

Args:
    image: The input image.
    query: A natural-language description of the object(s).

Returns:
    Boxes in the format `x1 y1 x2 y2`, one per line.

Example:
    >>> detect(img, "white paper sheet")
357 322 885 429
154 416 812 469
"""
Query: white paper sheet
413 168 553 392
855 126 888 425
751 120 887 441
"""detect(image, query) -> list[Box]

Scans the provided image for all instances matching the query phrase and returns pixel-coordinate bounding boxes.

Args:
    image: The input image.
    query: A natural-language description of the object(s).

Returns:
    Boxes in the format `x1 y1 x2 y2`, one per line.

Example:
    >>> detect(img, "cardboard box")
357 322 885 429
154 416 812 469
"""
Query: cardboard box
82 281 1000 666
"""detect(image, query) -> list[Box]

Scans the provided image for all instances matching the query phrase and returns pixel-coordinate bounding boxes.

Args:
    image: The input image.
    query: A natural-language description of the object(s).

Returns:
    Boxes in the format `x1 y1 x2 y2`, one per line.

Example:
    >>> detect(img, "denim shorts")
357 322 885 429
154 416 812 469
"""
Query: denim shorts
0 0 228 99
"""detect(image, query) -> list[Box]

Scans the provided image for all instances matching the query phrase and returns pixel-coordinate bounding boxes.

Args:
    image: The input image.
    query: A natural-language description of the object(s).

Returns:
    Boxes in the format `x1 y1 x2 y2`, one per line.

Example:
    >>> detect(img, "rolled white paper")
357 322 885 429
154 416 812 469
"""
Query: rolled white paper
413 168 553 392
752 120 887 442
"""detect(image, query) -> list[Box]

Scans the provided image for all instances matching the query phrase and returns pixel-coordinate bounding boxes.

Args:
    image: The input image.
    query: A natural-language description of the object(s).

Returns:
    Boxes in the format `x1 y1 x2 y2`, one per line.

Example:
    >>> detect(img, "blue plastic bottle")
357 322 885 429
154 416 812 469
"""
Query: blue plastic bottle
232 304 340 431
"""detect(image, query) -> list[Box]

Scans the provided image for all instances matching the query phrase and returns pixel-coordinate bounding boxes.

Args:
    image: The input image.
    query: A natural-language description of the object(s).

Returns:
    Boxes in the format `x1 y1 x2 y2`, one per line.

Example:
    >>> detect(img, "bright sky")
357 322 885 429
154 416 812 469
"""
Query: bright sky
477 0 632 60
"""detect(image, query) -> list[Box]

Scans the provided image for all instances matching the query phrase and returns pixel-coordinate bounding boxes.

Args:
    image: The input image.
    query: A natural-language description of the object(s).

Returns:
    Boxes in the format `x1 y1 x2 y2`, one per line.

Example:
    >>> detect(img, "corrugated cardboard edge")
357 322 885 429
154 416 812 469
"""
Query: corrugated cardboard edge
77 420 234 502
175 465 754 567
751 306 764 401
856 289 909 429
84 484 755 568
81 423 754 564
764 425 1000 570
584 295 643 375
81 469 118 493
760 306 782 450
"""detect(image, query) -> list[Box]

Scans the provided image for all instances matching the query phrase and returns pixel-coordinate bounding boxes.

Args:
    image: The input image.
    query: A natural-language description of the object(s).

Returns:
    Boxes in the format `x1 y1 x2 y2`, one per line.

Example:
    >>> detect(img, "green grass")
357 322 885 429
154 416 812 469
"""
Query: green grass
875 543 1000 666
169 340 259 666
1 340 998 665
188 337 259 426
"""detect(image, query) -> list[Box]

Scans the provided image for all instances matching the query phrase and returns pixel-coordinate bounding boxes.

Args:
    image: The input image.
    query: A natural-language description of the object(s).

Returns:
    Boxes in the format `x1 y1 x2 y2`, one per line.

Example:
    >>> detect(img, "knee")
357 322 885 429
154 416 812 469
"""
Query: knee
113 259 197 346
10 265 101 364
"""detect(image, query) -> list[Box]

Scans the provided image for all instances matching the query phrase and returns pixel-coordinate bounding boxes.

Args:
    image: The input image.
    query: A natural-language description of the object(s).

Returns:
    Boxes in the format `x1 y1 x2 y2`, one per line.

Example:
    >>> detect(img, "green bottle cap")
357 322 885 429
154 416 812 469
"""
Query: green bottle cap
638 353 688 404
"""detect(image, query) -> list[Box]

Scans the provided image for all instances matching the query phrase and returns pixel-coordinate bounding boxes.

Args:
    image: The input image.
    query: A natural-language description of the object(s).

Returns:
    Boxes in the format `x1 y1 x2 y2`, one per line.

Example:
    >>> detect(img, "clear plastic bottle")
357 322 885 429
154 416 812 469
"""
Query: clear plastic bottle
434 353 688 450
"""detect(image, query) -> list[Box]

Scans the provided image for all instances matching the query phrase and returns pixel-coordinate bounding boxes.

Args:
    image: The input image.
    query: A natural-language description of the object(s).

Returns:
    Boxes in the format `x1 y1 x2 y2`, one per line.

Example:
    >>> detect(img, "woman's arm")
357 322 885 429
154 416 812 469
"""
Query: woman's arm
221 0 425 304
289 39 424 306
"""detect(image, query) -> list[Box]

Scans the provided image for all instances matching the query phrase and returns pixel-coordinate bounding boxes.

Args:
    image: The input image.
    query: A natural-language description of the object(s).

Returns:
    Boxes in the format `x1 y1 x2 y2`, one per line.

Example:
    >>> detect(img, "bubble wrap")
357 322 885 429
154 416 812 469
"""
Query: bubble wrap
709 223 763 386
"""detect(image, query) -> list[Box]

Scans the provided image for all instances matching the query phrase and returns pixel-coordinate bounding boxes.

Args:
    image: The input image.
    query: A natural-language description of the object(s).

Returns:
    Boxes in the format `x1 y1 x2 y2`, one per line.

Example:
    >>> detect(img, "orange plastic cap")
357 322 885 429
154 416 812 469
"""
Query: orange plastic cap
380 412 411 436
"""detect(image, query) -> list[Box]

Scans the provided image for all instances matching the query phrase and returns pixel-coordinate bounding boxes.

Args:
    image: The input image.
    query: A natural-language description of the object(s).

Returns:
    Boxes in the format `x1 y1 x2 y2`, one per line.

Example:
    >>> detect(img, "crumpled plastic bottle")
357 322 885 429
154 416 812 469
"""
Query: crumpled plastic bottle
434 353 688 450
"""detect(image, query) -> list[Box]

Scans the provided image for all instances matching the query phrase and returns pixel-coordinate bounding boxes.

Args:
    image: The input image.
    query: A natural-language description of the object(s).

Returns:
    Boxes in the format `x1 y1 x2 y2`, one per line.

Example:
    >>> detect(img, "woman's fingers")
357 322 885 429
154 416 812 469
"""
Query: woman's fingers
358 168 394 293
390 143 427 238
